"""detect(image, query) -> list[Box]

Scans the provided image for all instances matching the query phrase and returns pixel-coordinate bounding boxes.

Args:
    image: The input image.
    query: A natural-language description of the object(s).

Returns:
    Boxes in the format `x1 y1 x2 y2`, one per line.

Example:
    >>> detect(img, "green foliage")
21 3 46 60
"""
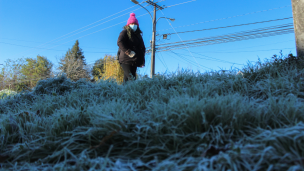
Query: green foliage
0 89 17 100
19 55 53 91
0 56 53 92
66 40 86 63
0 58 25 91
58 40 90 81
241 52 302 83
91 58 105 80
0 73 3 90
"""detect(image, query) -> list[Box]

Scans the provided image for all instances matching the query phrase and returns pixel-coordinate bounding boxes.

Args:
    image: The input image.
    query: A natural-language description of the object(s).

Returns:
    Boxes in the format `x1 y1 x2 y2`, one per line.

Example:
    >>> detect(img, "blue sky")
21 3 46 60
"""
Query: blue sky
0 0 296 77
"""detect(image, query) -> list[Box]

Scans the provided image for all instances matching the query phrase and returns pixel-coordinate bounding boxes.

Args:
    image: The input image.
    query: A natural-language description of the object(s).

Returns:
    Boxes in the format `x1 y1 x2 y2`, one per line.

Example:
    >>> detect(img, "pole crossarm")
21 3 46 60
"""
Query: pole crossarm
146 0 164 10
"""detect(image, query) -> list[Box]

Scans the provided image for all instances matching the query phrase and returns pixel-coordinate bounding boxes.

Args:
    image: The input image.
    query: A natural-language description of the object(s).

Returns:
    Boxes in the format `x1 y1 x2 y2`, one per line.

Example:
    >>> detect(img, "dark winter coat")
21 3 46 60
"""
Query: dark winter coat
117 27 146 67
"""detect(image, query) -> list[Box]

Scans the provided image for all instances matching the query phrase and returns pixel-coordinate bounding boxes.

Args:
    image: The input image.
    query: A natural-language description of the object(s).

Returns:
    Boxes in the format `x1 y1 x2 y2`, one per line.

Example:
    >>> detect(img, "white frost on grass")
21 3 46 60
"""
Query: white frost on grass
0 54 304 170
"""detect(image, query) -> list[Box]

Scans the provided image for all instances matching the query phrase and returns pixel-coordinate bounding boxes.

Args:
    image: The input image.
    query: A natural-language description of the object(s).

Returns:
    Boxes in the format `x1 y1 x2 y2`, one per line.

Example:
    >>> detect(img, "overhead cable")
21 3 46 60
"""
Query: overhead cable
0 42 115 53
200 40 294 53
174 51 244 65
157 23 293 46
24 10 152 58
158 17 293 36
164 0 197 8
160 10 207 71
20 3 148 57
156 28 294 52
148 24 294 52
169 51 213 70
157 5 292 32
157 53 168 71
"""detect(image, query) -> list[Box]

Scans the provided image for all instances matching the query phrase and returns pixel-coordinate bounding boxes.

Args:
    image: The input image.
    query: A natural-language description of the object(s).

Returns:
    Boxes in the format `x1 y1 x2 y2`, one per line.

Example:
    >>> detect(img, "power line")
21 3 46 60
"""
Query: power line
0 42 116 53
157 23 293 46
169 51 213 70
173 51 244 65
158 17 293 36
16 4 137 56
0 38 114 50
153 24 294 52
143 56 151 75
157 5 292 32
40 5 151 45
166 51 201 70
25 9 154 58
198 40 295 53
19 3 149 57
160 10 207 71
24 11 153 58
164 0 197 8
157 53 168 71
158 29 294 52
159 52 169 70
197 48 295 54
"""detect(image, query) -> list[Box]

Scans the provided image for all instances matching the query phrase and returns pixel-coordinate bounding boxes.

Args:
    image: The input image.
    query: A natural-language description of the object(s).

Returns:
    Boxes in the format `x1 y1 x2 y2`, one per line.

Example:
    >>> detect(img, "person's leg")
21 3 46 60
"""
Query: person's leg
130 65 137 81
120 63 134 83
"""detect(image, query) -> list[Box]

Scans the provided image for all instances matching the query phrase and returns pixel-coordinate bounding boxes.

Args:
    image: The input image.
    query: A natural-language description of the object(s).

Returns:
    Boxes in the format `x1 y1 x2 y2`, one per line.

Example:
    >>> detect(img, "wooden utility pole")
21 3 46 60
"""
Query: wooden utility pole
131 0 172 78
151 5 157 78
146 0 164 78
291 0 304 58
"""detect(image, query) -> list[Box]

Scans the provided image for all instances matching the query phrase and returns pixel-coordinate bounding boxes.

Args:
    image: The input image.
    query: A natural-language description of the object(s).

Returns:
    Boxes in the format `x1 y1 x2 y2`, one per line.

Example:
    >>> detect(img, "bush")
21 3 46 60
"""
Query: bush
241 52 303 82
0 89 17 100
32 74 94 96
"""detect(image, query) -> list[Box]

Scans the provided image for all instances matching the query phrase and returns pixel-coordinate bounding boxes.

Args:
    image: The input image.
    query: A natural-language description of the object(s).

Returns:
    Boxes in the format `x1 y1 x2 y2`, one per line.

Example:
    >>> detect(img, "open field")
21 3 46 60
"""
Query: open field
0 54 304 170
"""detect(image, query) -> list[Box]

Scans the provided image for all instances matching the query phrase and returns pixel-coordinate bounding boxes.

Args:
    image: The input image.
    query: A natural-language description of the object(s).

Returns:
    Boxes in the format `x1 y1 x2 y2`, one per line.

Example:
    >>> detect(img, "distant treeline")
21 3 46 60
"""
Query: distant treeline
0 40 146 92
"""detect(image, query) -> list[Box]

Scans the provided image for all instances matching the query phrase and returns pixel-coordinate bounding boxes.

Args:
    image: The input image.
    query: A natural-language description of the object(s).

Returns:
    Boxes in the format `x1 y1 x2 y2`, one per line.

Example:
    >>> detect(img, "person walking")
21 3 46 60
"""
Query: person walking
117 13 146 84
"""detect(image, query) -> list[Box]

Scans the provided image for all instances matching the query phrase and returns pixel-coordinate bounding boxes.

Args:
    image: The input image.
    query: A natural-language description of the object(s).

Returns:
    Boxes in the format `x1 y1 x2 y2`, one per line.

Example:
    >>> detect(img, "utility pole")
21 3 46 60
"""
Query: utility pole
151 4 157 78
291 0 304 59
131 0 174 78
146 0 164 78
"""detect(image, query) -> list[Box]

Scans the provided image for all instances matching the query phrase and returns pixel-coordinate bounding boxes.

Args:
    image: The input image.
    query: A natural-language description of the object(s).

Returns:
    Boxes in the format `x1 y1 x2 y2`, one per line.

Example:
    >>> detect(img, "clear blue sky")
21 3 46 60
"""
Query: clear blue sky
0 0 296 77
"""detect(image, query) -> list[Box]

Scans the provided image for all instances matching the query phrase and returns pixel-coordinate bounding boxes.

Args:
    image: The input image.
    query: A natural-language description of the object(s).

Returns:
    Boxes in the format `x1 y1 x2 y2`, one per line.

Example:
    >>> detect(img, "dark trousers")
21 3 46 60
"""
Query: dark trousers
120 63 137 83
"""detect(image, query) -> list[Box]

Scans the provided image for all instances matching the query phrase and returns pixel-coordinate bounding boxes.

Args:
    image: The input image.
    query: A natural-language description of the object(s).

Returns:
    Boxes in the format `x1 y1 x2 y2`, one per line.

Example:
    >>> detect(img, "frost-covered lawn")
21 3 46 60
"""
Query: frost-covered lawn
0 57 304 170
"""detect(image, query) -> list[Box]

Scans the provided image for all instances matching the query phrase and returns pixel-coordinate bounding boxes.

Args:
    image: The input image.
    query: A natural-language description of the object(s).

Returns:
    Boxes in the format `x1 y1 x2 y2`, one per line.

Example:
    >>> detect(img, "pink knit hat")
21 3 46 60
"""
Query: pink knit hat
127 13 139 26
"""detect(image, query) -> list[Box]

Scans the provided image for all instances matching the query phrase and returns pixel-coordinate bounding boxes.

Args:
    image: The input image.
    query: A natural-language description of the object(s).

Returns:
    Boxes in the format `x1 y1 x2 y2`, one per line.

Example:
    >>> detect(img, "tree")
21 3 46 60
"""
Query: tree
58 40 90 81
0 58 25 91
102 55 124 84
92 55 126 84
92 58 105 81
0 70 4 91
20 55 53 90
92 55 144 84
66 40 86 64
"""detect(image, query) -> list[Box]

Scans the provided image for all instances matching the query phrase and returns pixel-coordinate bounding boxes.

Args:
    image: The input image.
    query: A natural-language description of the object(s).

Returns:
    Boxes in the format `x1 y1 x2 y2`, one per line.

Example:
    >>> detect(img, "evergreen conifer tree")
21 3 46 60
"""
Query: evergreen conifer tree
66 40 86 64
59 40 90 81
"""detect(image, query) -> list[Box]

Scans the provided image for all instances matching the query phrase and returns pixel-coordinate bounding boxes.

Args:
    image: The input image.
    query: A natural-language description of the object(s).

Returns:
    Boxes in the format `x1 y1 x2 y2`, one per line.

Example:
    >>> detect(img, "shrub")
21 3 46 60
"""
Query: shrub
0 89 17 100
